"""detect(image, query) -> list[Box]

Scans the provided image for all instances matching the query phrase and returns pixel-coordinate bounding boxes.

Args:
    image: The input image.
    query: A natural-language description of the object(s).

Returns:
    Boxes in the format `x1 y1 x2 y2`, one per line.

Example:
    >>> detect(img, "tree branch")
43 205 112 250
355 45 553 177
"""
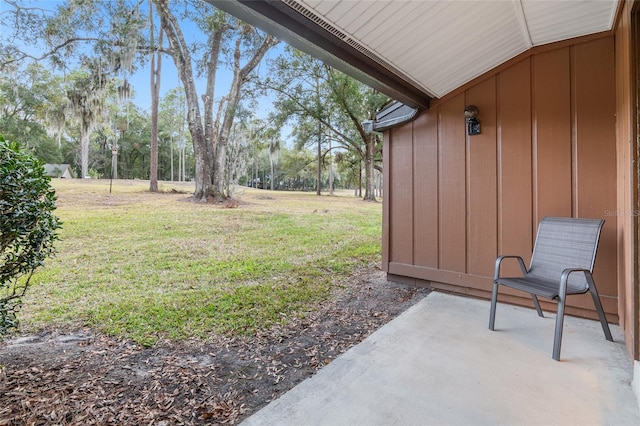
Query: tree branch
1 37 101 68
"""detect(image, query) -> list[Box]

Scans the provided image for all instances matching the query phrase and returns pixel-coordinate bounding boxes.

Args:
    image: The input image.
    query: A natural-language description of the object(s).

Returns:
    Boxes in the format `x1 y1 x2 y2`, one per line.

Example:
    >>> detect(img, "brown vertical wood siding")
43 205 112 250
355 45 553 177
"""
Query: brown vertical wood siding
497 59 533 277
614 0 639 359
466 79 498 280
388 124 414 266
438 95 467 273
412 113 439 268
384 34 619 321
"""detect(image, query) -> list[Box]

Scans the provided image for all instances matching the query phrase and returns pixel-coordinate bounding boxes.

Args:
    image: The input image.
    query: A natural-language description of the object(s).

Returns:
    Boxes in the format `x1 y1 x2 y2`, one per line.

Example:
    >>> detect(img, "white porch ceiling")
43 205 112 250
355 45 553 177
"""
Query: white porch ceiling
285 0 619 99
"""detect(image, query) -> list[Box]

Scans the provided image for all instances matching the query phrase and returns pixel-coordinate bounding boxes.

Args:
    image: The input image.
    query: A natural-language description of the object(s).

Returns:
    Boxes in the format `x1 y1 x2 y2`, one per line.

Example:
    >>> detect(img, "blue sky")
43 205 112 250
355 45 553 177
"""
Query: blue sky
2 0 283 119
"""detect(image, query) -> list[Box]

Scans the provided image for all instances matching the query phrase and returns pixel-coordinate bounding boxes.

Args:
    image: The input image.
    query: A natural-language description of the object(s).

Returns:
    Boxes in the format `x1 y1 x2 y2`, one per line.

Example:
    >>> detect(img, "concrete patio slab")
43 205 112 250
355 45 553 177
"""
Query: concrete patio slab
242 292 640 426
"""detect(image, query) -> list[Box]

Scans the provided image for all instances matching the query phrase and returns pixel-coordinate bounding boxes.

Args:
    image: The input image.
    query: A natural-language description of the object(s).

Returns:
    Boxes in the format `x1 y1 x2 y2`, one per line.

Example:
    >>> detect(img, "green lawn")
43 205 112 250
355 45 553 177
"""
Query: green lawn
21 180 382 346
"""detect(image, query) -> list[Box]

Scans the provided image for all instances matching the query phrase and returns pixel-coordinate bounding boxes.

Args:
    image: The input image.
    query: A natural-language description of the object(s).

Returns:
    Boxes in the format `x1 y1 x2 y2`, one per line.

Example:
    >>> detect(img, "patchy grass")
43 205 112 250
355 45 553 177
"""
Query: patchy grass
22 180 382 346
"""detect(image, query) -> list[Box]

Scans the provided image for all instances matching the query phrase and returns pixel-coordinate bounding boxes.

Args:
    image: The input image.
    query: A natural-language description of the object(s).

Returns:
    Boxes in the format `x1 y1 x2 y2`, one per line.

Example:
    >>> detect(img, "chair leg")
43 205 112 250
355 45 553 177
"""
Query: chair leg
586 275 614 342
489 281 499 331
531 294 544 317
552 293 566 361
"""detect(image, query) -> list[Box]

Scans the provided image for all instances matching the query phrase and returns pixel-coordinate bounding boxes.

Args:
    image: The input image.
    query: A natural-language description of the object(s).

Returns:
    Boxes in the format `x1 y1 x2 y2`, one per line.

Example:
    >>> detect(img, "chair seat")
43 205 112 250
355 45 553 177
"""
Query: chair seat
497 276 588 300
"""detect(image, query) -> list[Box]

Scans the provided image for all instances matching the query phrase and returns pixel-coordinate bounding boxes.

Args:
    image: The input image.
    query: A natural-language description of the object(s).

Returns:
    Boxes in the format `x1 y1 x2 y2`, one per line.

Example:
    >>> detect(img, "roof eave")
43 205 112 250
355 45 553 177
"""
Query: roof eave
207 0 432 109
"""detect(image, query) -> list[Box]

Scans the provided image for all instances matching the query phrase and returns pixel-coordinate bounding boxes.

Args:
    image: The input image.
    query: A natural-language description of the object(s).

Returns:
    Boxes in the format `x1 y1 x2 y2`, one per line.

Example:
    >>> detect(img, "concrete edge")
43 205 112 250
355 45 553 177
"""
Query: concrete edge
634 360 640 411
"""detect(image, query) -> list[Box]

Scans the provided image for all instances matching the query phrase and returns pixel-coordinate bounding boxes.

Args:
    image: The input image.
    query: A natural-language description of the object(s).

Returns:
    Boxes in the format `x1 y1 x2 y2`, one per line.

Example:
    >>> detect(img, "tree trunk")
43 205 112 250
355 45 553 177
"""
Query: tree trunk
80 131 90 179
111 148 118 180
157 2 277 201
270 158 275 190
149 2 163 192
316 121 322 196
363 132 376 201
357 158 362 197
203 25 227 198
156 0 212 201
213 33 278 201
213 98 234 200
328 137 334 195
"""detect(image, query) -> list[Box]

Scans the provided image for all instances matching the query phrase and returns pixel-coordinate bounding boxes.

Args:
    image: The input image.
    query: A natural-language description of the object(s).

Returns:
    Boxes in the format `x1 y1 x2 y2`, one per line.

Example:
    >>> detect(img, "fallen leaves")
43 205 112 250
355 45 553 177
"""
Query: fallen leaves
0 269 429 425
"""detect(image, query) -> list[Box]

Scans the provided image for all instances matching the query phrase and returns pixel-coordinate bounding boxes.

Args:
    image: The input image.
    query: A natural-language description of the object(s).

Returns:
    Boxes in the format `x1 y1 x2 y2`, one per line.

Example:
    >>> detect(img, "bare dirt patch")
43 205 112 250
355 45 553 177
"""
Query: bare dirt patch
0 269 429 425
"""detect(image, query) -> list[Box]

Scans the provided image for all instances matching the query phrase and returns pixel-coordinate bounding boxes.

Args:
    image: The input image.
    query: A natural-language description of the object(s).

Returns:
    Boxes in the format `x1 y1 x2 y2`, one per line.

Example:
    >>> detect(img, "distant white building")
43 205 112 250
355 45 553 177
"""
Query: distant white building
44 164 75 179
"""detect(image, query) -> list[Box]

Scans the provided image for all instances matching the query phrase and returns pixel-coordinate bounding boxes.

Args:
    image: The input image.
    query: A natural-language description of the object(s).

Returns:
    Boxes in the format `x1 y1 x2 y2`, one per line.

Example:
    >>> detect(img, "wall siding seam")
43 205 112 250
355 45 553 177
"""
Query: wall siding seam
411 121 416 266
436 109 441 271
496 73 502 259
437 106 442 270
383 131 389 270
465 91 470 275
570 45 578 218
531 54 539 230
529 56 536 246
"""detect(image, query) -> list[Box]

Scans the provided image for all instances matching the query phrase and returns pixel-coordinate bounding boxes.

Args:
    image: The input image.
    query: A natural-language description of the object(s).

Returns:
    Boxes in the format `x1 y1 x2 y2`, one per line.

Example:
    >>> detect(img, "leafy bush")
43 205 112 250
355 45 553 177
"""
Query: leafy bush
0 135 61 335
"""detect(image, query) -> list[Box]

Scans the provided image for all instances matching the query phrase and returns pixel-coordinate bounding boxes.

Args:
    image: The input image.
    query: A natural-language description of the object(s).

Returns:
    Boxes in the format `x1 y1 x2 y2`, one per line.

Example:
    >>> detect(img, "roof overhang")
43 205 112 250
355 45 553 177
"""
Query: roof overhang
209 0 620 110
208 0 433 108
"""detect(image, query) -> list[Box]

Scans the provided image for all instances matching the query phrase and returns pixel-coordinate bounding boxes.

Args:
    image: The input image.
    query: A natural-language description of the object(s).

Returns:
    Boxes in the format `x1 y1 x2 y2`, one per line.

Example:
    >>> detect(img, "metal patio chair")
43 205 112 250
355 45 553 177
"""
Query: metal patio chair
488 217 613 361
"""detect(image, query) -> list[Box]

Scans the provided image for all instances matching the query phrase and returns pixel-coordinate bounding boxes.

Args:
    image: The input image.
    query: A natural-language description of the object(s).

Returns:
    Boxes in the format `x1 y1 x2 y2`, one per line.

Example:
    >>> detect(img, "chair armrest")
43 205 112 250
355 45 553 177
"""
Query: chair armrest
559 268 592 294
494 255 528 280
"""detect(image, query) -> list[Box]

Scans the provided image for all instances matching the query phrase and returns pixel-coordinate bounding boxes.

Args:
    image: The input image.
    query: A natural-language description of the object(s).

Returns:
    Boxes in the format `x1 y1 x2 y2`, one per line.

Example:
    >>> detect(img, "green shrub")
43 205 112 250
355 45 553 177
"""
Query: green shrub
0 135 61 335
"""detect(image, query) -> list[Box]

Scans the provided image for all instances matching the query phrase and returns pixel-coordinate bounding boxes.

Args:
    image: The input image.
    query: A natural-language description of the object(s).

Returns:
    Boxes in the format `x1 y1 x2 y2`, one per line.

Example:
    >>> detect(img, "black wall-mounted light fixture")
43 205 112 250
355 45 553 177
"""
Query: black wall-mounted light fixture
464 105 481 136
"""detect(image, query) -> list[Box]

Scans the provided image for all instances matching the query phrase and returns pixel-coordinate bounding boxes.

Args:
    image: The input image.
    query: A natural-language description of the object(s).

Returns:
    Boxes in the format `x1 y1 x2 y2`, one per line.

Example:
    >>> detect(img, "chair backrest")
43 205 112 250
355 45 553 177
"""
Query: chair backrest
527 217 604 293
